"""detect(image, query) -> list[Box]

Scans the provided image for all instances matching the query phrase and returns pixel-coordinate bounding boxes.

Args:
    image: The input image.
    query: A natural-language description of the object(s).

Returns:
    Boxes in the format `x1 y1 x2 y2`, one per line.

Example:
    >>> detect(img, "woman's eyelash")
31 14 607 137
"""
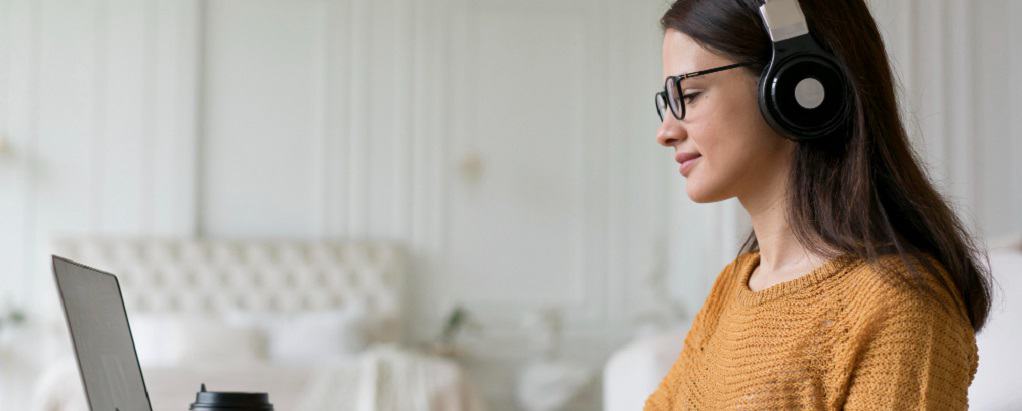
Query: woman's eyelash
683 92 702 103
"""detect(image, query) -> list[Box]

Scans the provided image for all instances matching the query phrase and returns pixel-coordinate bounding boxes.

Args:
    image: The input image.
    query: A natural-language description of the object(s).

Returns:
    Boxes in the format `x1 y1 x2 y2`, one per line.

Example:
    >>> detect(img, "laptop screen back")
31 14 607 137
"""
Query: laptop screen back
52 256 153 411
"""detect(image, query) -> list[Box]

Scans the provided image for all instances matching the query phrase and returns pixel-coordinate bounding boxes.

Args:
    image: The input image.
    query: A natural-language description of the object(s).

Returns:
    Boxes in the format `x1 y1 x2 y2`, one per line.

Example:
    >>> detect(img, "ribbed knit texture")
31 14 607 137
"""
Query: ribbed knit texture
644 250 978 410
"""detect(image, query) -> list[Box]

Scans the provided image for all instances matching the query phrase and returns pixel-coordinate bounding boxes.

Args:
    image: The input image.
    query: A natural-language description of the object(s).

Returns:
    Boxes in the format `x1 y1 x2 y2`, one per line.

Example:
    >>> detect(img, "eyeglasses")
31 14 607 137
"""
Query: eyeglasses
655 62 756 122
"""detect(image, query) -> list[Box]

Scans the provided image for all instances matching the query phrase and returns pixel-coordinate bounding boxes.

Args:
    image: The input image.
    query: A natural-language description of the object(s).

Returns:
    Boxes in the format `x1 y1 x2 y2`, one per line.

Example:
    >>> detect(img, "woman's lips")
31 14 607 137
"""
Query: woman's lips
680 156 700 176
676 152 702 177
675 152 701 164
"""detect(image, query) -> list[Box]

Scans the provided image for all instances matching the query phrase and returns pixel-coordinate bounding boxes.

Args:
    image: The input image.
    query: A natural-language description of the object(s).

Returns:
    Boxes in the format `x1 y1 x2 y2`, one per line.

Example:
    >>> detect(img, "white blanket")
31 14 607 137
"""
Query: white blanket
32 345 486 411
298 344 486 411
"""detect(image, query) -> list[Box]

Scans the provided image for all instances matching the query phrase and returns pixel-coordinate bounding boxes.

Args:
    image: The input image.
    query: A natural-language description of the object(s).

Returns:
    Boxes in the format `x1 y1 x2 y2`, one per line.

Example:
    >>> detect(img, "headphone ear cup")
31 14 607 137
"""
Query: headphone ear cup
758 54 850 141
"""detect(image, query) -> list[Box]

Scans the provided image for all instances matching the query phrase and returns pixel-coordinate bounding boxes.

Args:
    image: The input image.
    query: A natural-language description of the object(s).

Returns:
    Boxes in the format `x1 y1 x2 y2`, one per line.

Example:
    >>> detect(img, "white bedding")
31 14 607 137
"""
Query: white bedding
37 239 486 410
969 250 1022 409
298 344 486 411
32 344 486 411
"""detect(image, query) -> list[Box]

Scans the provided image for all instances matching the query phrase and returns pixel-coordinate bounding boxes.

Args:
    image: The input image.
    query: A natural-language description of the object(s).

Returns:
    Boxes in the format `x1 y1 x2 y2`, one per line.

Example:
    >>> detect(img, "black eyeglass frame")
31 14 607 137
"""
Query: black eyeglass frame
656 62 757 122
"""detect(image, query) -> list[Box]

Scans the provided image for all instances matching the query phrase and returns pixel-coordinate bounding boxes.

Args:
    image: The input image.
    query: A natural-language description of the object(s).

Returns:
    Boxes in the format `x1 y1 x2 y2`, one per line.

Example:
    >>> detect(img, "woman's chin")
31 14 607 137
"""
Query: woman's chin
685 183 710 203
685 180 725 203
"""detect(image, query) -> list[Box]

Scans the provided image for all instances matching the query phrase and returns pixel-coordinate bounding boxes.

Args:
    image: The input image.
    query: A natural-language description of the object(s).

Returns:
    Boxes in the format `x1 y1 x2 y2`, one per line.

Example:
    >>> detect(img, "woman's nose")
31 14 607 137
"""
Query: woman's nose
656 118 685 147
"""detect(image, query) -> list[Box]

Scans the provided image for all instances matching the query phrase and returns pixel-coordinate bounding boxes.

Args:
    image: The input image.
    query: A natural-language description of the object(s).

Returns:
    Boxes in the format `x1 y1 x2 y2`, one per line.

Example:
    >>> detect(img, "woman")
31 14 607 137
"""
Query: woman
646 0 991 409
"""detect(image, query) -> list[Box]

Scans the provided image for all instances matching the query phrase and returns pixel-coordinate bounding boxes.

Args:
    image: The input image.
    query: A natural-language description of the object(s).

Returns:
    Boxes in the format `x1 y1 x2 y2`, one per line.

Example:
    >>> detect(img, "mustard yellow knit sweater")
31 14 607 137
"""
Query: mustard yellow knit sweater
644 250 978 410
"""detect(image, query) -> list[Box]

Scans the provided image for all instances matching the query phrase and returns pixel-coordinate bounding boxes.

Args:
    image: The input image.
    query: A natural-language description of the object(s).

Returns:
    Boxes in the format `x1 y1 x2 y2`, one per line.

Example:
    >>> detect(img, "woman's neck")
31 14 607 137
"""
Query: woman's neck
739 167 822 275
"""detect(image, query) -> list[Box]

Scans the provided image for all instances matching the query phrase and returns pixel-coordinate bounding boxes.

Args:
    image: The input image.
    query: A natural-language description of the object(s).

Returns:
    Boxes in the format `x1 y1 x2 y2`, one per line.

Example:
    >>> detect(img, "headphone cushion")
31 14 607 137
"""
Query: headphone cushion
759 54 850 140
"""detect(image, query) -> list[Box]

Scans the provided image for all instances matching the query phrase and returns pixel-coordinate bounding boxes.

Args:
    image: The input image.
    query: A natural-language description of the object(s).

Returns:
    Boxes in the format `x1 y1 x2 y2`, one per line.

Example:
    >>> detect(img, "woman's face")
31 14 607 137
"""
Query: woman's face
657 29 794 204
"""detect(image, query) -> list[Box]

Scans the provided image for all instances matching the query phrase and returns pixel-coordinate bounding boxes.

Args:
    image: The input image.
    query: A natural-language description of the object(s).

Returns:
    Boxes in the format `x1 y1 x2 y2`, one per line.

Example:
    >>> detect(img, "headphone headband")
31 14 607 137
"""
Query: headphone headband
759 0 810 42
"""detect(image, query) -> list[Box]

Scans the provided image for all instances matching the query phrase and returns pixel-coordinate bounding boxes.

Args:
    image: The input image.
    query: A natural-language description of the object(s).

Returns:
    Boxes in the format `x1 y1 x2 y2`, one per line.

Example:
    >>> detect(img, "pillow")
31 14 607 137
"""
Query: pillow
267 308 371 365
127 313 179 366
128 313 265 367
223 298 374 366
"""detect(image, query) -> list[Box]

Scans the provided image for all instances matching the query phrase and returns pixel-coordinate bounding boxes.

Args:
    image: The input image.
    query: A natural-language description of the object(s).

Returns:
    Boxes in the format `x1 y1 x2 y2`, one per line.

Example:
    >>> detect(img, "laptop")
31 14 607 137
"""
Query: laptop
52 255 154 411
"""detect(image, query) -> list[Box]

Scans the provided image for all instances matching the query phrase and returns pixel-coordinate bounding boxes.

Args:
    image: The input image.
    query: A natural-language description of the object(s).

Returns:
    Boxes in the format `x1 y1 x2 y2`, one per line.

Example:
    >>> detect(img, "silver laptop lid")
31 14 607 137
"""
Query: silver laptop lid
52 255 153 411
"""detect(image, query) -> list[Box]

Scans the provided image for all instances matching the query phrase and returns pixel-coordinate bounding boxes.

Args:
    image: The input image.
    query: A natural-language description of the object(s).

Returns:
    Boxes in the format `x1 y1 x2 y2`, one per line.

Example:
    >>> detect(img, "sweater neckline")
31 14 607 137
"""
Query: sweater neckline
734 250 859 306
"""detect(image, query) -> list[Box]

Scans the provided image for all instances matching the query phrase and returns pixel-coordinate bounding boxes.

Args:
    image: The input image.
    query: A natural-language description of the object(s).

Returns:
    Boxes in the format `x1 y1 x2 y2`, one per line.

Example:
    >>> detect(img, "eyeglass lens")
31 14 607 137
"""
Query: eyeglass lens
656 93 668 122
665 77 684 120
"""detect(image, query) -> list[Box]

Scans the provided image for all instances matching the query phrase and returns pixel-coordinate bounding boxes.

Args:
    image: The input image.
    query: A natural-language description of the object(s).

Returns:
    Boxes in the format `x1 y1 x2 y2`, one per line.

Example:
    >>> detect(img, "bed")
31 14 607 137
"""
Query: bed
31 237 485 411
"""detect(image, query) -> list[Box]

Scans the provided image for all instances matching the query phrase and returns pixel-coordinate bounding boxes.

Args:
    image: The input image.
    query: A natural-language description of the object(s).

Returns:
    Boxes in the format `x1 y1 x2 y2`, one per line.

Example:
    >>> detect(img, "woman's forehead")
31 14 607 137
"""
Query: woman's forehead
662 29 729 75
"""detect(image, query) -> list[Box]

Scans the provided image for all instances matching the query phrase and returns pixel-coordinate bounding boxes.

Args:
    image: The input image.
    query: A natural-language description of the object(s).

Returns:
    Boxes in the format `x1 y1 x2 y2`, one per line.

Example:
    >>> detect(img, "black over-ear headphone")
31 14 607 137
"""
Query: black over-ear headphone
757 0 851 141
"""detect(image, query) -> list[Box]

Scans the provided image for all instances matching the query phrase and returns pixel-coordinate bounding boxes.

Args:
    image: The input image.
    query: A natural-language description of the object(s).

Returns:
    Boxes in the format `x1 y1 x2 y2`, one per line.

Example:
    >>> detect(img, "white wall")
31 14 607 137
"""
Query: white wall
0 0 1020 410
0 0 671 409
868 0 1022 240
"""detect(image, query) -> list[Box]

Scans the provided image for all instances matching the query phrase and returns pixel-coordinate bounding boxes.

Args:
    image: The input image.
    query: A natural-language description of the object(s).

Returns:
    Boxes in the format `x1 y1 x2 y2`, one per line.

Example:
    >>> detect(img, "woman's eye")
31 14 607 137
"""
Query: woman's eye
683 92 702 104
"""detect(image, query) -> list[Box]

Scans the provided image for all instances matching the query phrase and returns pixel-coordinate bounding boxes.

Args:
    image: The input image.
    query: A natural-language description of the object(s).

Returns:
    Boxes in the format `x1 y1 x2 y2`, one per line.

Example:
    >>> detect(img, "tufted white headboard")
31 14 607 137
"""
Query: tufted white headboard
51 237 405 342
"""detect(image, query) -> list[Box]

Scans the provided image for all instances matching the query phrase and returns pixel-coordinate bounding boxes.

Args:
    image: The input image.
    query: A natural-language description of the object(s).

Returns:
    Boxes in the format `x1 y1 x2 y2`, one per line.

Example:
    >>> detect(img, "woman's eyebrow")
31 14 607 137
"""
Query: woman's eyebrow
680 77 709 88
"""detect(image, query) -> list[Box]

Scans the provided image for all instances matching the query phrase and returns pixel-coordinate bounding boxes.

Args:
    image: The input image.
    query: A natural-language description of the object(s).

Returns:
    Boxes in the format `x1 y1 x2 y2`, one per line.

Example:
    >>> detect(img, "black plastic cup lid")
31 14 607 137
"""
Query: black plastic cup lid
190 384 273 410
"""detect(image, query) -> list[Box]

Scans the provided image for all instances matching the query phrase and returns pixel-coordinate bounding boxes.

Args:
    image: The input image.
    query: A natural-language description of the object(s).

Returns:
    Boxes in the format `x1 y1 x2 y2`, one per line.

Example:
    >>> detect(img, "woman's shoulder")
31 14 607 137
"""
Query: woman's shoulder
838 254 978 410
843 252 971 328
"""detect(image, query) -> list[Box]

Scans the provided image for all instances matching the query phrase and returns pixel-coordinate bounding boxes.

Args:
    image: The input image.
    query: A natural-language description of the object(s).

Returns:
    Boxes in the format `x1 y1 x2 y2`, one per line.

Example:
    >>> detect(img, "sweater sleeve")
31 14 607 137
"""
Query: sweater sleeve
643 344 686 410
842 290 978 410
643 287 712 411
644 257 746 411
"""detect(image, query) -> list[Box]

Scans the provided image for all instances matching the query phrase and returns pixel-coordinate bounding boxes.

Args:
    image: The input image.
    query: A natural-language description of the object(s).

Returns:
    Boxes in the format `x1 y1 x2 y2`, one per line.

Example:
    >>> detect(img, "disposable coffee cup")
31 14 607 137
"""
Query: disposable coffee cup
189 383 273 411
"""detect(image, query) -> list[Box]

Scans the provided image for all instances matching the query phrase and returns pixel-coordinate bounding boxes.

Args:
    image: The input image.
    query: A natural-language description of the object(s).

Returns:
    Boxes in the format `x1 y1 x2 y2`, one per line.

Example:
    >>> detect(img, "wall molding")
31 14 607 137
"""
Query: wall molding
4 2 1021 410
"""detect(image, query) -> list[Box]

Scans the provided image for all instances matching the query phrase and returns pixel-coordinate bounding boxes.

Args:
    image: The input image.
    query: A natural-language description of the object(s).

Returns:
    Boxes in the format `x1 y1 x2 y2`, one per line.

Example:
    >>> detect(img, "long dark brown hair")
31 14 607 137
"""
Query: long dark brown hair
661 0 992 332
